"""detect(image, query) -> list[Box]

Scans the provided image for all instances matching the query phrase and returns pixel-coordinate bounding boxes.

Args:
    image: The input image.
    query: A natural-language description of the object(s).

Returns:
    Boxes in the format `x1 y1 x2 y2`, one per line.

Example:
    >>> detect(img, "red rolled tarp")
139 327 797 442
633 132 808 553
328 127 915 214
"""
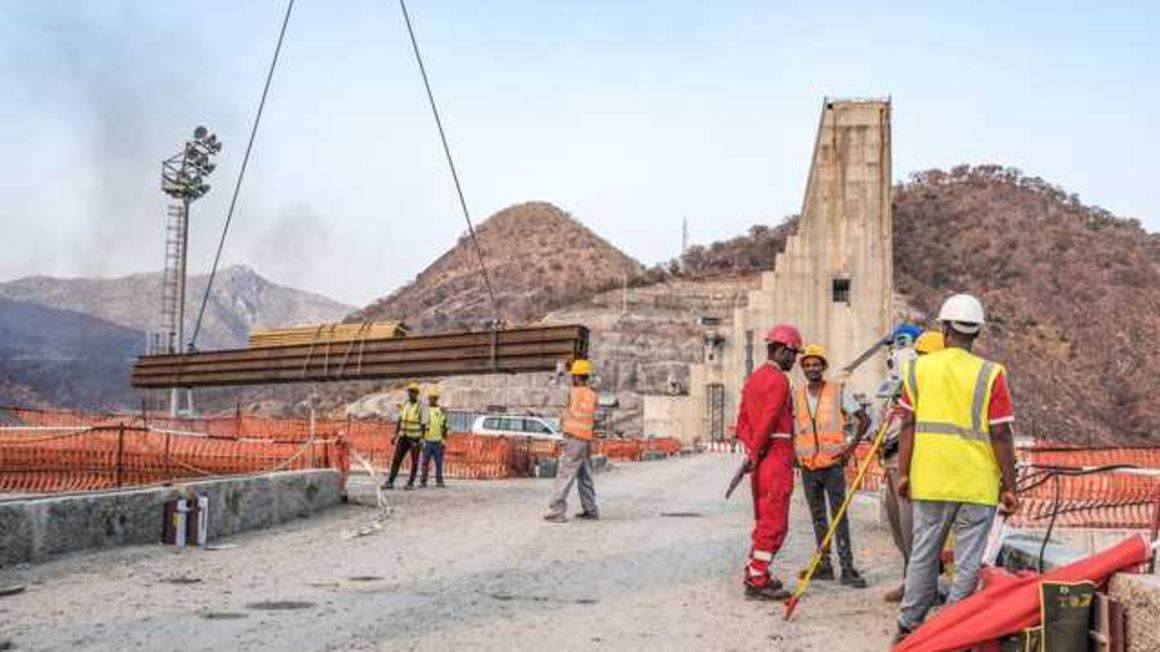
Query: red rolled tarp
893 534 1150 652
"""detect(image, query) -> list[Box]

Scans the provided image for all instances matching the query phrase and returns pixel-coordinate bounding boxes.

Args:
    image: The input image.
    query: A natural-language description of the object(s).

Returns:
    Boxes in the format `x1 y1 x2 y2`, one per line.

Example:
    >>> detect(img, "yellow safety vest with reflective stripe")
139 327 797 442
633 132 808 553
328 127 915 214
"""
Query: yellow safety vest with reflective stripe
425 406 447 443
904 348 1004 506
398 401 424 439
562 387 597 440
791 382 847 470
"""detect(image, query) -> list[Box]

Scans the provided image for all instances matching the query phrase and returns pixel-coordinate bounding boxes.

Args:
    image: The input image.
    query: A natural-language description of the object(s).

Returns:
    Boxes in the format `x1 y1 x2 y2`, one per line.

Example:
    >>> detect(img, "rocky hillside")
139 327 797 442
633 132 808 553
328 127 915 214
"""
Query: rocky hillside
892 165 1159 443
674 166 1158 444
347 277 756 435
678 221 797 280
351 202 643 333
0 264 353 351
0 265 354 409
0 298 142 407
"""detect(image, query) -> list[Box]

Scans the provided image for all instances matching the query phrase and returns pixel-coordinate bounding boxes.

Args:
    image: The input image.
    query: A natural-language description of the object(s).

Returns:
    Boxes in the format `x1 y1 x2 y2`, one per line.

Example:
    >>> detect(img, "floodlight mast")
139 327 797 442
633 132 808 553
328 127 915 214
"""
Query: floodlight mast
157 126 220 416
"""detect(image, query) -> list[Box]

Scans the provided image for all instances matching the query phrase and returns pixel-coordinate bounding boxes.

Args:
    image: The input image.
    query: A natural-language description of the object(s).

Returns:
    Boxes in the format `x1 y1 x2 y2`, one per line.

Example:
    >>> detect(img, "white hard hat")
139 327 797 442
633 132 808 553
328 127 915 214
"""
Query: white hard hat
937 294 985 334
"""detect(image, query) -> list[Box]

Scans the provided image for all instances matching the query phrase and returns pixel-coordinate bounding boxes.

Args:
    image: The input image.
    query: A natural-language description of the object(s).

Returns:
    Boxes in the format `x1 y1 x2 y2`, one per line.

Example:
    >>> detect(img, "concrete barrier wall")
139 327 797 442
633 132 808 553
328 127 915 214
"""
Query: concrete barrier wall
1109 573 1160 652
0 470 343 567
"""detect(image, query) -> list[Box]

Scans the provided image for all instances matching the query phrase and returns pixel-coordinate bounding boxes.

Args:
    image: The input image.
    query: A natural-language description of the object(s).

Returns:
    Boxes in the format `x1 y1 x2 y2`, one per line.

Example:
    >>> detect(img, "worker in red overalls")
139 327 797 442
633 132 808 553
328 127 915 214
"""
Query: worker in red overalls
736 323 803 601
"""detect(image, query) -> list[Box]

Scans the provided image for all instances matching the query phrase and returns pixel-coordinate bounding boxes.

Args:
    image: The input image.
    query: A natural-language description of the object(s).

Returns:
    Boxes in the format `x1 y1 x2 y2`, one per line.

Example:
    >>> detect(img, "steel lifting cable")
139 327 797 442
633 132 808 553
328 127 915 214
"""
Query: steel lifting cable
396 0 502 326
189 0 296 349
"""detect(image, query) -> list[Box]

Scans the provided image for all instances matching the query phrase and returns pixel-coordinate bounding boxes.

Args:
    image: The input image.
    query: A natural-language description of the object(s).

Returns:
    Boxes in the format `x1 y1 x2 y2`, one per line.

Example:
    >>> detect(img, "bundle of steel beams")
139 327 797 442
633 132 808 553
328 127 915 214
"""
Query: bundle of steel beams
131 324 588 388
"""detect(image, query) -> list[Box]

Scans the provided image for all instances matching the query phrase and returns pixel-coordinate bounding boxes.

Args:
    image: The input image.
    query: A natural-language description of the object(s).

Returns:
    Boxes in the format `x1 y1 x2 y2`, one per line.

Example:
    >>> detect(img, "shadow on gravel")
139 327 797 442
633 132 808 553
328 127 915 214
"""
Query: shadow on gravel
247 600 316 611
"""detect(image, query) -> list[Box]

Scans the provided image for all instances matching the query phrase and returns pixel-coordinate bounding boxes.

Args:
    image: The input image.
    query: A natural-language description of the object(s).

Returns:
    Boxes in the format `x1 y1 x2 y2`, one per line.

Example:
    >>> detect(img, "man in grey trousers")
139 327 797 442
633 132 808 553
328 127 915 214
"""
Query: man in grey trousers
893 295 1020 644
544 359 599 522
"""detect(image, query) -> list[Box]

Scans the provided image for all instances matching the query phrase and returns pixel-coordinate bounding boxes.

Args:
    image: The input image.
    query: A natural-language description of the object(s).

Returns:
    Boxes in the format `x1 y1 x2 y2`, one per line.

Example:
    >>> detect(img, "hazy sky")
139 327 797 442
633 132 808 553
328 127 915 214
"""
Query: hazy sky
0 1 1155 306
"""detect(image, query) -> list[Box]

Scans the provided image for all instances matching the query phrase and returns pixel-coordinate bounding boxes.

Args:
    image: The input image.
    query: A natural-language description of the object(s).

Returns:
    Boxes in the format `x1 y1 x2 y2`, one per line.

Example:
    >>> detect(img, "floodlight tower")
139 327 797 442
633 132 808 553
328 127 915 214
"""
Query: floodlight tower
158 126 221 416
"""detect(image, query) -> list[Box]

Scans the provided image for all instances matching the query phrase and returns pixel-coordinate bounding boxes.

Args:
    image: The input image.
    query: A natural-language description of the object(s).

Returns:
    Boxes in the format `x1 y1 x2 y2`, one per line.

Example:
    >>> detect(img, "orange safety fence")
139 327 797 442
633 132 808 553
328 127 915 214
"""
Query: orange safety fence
844 439 1160 530
0 425 344 494
594 437 682 461
349 430 563 480
0 406 684 494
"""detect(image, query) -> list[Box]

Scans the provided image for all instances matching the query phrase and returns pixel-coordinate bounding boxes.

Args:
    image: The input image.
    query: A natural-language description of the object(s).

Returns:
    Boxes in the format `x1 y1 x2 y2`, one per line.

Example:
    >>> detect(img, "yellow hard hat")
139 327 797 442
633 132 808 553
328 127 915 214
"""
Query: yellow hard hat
915 330 945 355
405 381 421 392
427 387 441 398
799 344 828 368
570 359 592 376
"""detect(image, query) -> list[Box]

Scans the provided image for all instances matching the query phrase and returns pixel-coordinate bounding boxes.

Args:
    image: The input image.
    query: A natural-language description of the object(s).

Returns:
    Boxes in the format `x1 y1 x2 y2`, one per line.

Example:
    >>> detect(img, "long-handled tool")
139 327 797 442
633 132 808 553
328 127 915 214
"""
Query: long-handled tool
840 335 892 375
724 458 751 500
784 410 892 620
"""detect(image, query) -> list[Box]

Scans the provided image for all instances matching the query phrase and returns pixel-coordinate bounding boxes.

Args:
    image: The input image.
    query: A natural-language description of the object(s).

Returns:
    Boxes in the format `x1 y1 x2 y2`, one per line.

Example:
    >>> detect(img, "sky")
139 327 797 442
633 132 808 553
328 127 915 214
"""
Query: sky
0 0 1155 306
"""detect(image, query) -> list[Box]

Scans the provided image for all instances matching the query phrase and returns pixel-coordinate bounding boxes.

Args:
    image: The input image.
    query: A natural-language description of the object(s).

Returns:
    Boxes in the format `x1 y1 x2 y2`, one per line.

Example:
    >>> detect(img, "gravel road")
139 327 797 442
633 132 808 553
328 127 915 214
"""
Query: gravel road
0 453 902 651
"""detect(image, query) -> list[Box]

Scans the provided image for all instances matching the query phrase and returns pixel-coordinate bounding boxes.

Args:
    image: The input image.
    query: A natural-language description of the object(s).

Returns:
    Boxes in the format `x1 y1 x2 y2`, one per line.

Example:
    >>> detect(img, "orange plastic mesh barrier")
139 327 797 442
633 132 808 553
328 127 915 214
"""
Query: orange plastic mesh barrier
594 437 681 461
0 406 682 494
0 425 344 494
844 439 1160 530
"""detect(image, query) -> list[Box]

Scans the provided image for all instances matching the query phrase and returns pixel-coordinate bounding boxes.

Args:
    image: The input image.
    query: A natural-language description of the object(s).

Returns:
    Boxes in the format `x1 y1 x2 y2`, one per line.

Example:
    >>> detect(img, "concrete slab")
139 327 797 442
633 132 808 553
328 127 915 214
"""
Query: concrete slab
1109 573 1160 652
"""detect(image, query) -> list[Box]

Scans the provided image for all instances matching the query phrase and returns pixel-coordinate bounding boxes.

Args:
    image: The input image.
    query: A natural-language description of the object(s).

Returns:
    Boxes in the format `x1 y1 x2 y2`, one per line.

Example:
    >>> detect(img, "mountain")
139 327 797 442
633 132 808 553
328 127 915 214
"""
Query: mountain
0 264 354 350
0 265 355 409
892 165 1160 443
677 165 1159 444
351 202 643 332
0 297 142 407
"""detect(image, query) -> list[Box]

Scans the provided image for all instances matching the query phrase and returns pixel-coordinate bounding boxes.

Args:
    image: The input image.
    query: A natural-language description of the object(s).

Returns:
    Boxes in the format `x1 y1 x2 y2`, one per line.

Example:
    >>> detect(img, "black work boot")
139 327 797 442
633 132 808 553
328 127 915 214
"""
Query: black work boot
840 567 868 589
745 582 791 601
814 560 836 581
574 510 599 520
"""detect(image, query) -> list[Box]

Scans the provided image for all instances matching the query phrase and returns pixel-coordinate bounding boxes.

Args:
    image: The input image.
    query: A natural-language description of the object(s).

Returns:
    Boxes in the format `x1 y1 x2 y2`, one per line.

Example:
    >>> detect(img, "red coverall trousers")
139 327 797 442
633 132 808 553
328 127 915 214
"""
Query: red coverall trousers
746 439 794 587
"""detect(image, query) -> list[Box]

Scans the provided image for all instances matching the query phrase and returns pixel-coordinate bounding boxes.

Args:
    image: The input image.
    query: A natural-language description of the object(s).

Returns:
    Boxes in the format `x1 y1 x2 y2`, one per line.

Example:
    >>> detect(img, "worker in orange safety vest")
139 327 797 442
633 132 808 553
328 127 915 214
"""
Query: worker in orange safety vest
793 344 871 588
735 324 802 601
543 359 599 523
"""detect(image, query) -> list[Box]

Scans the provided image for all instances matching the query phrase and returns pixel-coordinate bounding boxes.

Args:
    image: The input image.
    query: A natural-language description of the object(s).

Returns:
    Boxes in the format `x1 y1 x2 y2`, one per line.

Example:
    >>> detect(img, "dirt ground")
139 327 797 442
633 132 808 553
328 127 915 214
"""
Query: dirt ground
0 454 904 651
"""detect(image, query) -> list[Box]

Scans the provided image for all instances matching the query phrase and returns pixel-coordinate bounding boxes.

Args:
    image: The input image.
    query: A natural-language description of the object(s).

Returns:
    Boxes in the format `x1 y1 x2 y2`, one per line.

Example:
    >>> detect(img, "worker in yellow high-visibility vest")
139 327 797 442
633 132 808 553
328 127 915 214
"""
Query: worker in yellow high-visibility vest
384 381 426 491
543 359 599 522
419 387 448 488
894 294 1020 643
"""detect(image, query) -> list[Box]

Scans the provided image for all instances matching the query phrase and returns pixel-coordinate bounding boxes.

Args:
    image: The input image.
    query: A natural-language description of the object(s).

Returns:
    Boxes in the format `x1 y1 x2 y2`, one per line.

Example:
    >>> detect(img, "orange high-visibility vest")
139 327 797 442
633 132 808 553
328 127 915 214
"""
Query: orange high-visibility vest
562 386 597 440
792 382 847 470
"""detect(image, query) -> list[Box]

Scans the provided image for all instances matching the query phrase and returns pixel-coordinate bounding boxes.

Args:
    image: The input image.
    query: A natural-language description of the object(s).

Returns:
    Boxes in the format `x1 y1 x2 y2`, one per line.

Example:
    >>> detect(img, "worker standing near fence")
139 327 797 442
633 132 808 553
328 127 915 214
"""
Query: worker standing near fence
420 387 448 488
735 324 802 601
384 381 426 491
543 359 599 523
881 329 944 603
793 344 871 588
894 294 1020 643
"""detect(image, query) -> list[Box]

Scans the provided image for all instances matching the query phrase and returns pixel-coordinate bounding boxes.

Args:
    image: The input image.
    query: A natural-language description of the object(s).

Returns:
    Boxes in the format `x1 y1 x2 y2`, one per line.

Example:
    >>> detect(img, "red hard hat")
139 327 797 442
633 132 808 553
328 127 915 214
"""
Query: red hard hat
764 324 803 349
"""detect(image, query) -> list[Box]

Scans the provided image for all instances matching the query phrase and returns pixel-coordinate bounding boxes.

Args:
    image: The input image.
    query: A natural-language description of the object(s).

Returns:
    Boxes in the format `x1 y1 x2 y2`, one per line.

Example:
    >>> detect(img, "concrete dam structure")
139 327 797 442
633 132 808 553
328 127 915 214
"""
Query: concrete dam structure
646 98 894 442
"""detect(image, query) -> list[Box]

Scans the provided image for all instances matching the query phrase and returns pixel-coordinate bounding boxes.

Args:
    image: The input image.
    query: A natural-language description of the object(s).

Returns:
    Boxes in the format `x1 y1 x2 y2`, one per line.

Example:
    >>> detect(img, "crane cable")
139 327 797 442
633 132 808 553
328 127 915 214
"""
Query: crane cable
396 0 502 326
191 0 502 349
189 0 296 349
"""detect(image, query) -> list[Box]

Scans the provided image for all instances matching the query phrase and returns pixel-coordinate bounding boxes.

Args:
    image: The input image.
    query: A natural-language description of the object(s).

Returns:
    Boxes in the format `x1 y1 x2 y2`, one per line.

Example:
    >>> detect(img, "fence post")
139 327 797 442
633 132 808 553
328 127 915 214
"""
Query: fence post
165 429 172 483
115 425 125 488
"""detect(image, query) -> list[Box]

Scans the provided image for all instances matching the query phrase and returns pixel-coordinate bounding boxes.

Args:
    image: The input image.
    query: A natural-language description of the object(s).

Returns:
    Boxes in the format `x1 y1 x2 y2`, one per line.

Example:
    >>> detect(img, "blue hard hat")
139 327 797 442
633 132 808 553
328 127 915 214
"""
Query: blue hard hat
892 324 922 342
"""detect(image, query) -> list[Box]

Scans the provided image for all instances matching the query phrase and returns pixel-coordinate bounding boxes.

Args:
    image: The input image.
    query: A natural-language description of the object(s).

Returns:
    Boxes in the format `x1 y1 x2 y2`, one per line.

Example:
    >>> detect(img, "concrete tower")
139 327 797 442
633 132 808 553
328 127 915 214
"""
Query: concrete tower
647 98 894 444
